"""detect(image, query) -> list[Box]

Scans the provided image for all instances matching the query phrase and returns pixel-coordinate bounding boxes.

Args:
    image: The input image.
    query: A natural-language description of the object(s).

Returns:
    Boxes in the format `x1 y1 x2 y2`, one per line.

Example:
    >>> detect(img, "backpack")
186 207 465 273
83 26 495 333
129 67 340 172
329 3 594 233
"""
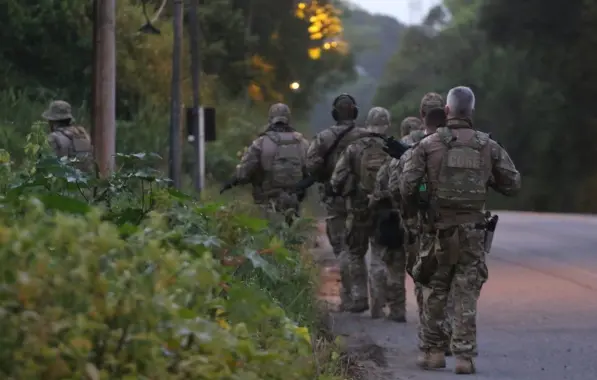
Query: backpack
436 128 489 210
263 131 305 189
54 126 94 173
357 137 390 194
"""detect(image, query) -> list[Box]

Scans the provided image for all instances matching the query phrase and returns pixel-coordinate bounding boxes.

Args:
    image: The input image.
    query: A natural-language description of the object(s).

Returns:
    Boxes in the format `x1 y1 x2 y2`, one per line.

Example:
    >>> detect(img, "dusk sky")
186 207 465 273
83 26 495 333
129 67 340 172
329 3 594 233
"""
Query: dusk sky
349 0 440 24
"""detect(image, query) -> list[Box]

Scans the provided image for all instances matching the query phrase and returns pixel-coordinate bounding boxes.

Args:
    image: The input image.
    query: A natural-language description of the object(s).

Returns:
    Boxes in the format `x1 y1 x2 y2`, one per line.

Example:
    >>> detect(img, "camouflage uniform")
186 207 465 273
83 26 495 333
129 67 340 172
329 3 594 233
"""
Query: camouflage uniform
399 117 521 372
369 157 406 321
389 97 454 353
306 95 368 308
235 103 309 223
330 107 392 313
42 100 93 172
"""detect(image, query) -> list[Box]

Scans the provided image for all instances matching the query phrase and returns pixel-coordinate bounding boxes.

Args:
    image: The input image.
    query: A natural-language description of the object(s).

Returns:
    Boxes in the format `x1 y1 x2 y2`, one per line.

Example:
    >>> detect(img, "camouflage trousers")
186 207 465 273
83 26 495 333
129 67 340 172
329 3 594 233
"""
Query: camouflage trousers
414 230 453 351
370 239 406 318
342 210 371 306
320 188 349 303
258 192 300 225
420 223 487 357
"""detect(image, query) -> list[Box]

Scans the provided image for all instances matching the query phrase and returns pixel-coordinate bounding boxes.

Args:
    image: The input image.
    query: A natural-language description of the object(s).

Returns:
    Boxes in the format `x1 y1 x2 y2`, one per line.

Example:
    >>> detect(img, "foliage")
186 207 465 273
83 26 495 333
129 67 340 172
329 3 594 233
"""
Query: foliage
308 2 406 133
0 0 354 116
374 0 597 213
0 125 344 379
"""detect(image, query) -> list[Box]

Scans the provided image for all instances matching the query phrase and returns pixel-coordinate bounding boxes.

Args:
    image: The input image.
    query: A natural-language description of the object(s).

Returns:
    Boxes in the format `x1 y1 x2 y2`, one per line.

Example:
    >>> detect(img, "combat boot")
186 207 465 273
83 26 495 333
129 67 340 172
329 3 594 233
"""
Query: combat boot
338 288 352 312
346 299 369 313
416 350 446 370
454 356 475 374
370 298 384 319
387 306 406 323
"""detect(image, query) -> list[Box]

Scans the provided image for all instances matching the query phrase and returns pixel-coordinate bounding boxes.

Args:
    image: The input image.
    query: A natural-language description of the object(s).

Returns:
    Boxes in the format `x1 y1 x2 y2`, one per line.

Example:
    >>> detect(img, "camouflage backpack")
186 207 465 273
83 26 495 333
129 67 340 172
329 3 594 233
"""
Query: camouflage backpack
435 127 490 210
263 131 305 189
357 136 390 194
52 126 94 173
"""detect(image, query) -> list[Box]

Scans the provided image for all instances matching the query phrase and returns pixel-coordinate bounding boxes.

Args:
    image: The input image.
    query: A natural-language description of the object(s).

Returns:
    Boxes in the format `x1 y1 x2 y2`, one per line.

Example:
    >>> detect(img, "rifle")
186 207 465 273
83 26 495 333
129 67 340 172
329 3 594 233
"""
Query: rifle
219 177 239 194
483 211 499 253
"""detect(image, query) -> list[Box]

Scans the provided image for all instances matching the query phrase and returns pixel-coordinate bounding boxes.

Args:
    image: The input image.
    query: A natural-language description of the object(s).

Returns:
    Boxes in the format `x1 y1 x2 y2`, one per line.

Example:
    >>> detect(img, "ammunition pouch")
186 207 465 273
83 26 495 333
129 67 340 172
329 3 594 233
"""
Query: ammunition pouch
374 209 403 249
437 226 459 265
412 249 438 286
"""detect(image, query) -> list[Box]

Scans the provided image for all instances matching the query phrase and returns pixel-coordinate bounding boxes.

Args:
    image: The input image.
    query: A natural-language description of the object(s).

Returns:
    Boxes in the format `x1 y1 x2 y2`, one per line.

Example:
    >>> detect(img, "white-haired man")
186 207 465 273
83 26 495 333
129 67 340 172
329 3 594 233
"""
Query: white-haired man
399 86 521 374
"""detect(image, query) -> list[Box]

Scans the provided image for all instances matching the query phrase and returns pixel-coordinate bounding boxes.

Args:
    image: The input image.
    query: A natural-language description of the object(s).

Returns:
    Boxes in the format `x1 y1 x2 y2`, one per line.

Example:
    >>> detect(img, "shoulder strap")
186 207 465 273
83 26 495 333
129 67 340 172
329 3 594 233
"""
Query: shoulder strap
322 124 355 163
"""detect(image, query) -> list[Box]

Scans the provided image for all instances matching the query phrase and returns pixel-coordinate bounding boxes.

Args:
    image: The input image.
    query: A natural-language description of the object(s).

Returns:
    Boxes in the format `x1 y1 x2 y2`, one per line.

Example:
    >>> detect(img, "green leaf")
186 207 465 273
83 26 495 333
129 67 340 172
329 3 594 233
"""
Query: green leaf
168 188 193 200
243 249 279 280
38 194 91 214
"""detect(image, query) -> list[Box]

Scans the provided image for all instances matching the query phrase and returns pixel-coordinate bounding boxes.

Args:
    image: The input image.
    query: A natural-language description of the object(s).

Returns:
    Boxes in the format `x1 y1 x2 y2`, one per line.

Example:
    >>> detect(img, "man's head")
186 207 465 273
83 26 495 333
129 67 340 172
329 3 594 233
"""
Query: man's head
419 92 444 119
423 107 447 133
331 93 358 122
268 103 291 124
400 116 423 137
42 100 74 129
365 107 391 134
446 86 475 118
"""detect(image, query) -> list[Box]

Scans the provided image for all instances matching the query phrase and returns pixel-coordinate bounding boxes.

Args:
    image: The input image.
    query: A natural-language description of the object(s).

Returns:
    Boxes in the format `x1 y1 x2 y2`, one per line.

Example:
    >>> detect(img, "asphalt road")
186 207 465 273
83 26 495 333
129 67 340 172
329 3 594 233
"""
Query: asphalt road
328 211 597 380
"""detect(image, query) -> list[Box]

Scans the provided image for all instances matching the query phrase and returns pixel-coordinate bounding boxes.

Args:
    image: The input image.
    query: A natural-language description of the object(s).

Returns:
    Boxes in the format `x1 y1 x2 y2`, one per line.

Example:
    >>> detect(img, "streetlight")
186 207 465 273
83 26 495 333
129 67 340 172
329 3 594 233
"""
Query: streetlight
289 81 300 91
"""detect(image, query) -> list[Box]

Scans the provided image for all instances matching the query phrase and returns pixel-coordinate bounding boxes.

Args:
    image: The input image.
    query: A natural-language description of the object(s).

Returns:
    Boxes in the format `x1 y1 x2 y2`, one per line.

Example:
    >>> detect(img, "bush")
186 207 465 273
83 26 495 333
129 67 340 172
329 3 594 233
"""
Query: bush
0 125 343 379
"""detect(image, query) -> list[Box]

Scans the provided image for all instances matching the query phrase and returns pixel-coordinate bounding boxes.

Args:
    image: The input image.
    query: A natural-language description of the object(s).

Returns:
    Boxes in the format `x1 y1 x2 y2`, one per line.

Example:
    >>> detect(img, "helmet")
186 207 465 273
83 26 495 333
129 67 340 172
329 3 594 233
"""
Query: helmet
331 93 358 121
400 116 423 137
365 107 391 127
268 103 291 124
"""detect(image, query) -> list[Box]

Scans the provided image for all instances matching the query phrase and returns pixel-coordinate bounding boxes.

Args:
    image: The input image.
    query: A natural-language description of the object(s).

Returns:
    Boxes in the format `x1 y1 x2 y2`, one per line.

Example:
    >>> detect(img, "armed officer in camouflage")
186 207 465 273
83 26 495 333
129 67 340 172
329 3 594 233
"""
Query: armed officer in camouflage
399 86 521 374
389 93 455 355
42 100 94 172
329 107 394 313
367 110 409 321
230 103 309 224
306 94 368 309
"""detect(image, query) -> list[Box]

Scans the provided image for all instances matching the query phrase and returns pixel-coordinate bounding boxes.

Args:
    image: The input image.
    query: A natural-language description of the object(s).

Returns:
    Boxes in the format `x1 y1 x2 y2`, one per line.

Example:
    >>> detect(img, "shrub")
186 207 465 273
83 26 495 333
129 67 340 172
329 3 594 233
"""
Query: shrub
0 123 343 379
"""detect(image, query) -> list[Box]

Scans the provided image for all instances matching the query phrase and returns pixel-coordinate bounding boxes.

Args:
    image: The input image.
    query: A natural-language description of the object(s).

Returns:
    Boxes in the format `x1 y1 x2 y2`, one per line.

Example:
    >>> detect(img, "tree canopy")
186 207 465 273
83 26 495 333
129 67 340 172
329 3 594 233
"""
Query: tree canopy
375 0 597 213
0 0 354 116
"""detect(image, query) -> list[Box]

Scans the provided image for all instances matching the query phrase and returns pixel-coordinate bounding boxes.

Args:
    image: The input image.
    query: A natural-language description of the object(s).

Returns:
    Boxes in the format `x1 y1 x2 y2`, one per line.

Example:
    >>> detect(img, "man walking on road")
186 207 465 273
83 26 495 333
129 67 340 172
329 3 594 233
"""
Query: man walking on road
306 94 369 310
399 86 521 374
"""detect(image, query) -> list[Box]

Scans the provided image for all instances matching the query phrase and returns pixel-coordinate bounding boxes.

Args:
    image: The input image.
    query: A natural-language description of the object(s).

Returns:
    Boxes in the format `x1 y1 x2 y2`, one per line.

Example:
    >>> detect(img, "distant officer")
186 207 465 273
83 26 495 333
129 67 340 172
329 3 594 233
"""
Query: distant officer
222 103 309 224
400 117 424 145
42 100 93 172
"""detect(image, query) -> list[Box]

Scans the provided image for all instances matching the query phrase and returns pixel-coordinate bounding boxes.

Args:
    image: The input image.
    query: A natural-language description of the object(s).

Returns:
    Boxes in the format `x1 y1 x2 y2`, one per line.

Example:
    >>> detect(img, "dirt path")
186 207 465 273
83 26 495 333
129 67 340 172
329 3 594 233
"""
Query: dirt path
313 222 416 380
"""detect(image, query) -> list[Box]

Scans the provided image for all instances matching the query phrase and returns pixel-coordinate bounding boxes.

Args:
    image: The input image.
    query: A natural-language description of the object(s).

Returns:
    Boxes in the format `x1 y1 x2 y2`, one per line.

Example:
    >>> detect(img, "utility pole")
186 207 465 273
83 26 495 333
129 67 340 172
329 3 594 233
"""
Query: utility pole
92 0 116 177
169 0 183 188
187 0 204 193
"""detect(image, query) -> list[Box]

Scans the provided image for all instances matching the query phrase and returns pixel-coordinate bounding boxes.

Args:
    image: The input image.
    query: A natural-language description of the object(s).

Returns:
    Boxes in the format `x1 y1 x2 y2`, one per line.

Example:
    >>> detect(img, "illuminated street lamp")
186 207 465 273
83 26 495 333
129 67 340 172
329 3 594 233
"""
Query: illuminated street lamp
289 81 301 91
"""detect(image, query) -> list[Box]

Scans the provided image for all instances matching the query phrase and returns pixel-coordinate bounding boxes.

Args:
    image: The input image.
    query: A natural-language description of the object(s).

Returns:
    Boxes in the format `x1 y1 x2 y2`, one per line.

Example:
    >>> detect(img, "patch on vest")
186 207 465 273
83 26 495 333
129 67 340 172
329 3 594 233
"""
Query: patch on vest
446 149 481 169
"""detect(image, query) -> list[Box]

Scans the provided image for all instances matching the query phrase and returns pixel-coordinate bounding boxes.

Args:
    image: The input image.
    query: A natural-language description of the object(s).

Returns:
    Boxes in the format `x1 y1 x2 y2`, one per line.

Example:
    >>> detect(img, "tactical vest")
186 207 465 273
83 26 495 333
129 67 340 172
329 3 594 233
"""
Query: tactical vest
324 124 364 179
435 127 490 210
261 131 305 192
356 136 389 194
52 126 94 173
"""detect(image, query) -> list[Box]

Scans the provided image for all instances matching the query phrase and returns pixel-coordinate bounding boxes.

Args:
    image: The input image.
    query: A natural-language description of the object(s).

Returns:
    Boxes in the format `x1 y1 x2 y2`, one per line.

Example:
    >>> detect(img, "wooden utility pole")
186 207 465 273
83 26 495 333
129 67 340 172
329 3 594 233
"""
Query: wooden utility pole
169 0 184 188
92 0 116 177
